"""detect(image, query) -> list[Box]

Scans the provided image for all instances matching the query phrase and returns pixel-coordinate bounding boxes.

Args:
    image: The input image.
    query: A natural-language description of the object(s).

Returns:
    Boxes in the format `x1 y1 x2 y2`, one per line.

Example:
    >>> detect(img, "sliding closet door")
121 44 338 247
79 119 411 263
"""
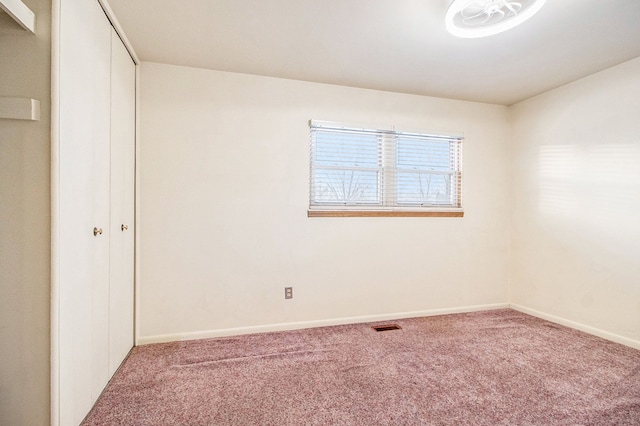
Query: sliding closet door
57 0 112 424
90 6 113 402
56 0 137 421
109 29 136 376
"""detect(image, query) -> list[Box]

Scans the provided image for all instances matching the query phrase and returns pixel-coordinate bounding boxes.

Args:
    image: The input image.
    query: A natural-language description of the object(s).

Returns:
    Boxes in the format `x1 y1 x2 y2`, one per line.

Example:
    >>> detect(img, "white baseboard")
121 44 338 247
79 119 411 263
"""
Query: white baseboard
509 303 640 350
137 303 510 345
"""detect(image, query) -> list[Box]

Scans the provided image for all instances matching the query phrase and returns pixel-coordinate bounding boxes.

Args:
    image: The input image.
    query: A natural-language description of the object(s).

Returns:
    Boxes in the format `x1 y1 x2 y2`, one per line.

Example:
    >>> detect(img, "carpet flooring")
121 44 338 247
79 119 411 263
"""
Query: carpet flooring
82 309 640 425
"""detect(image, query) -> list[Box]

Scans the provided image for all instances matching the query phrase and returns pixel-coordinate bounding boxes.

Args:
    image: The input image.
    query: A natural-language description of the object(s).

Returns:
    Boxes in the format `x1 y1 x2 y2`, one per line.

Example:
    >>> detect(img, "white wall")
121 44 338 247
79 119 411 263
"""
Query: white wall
0 0 51 424
138 62 510 342
510 57 640 345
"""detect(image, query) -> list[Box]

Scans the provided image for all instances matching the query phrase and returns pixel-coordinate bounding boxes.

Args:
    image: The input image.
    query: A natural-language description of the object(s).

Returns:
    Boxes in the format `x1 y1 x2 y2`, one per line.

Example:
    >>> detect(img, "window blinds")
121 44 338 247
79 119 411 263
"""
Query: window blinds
309 121 463 211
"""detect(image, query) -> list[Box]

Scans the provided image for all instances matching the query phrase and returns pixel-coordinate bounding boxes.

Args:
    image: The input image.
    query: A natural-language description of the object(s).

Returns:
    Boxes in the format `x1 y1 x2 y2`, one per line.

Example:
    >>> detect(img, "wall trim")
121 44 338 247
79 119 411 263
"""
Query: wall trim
137 303 509 345
510 303 640 350
50 0 61 424
139 303 640 350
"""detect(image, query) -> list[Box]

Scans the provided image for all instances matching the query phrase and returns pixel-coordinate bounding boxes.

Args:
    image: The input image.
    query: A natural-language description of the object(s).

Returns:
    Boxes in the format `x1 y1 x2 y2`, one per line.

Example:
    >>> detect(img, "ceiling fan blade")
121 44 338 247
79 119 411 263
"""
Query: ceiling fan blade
461 11 488 24
505 2 523 15
482 9 505 24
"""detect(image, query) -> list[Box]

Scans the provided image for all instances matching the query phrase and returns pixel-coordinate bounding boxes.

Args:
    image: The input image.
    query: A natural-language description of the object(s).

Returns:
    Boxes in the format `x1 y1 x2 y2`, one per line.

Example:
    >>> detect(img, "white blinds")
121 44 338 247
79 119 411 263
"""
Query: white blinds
309 121 463 210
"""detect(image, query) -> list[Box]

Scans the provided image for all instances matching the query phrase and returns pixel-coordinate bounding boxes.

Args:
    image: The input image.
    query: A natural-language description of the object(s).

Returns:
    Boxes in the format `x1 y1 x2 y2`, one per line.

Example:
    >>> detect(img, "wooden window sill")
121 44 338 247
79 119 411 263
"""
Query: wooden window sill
307 210 464 218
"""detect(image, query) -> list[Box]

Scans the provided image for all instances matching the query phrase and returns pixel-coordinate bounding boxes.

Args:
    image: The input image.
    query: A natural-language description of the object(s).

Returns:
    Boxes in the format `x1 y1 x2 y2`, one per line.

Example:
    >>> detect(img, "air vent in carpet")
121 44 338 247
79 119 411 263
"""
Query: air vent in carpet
372 324 401 332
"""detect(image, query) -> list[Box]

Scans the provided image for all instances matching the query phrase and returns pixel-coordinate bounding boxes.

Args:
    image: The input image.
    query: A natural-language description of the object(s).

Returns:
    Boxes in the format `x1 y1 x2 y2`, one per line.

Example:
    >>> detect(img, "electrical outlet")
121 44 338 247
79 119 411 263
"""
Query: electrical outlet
285 287 293 299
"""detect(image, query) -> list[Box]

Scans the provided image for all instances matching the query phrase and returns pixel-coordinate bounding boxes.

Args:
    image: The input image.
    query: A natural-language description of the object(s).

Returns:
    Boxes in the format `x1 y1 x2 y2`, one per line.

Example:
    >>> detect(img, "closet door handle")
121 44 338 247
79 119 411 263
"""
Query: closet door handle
121 224 128 231
93 227 103 236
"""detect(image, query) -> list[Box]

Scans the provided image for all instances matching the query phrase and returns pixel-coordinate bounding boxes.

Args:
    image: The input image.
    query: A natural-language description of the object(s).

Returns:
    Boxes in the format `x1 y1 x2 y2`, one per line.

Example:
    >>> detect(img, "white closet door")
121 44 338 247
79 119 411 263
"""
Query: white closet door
57 1 114 424
109 28 136 376
90 6 113 401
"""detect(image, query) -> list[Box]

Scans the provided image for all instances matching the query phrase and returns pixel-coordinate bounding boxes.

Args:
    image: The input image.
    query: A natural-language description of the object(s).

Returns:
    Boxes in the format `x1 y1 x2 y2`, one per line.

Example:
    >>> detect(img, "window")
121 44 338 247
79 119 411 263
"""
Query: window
309 121 463 217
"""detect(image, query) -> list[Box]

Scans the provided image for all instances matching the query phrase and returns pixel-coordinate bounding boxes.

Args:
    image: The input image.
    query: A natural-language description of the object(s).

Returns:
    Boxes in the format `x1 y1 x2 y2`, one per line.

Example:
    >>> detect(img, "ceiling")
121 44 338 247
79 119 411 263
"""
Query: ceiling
107 0 640 105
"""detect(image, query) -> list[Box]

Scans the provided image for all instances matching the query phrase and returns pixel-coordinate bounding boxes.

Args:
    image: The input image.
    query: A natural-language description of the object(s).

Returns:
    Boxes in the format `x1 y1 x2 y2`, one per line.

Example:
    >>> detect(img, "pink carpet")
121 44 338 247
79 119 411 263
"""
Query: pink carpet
82 309 640 425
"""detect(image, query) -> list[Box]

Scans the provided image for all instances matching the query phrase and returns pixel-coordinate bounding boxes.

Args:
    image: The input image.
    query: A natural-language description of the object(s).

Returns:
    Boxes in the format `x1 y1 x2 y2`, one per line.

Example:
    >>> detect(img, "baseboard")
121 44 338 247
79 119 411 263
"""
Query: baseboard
510 303 640 350
137 303 510 345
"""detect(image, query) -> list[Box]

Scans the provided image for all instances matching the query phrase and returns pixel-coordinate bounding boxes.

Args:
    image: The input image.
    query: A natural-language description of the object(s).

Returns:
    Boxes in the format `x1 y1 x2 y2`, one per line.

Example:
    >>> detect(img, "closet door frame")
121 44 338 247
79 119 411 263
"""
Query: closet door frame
51 1 139 425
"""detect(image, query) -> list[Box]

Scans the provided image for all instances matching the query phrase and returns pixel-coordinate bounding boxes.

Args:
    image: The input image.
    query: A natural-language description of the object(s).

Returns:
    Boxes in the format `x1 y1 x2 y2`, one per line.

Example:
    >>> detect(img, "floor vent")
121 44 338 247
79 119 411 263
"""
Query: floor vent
372 324 402 332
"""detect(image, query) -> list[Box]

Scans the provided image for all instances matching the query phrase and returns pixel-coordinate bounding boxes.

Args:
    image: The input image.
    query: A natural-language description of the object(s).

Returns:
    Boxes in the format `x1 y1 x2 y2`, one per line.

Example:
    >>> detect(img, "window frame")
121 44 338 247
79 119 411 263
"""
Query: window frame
308 120 464 218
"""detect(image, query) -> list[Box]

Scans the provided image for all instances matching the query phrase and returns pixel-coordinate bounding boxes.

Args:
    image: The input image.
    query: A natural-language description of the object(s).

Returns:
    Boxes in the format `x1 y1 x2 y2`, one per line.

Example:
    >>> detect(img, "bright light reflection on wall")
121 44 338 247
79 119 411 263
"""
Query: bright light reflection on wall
538 144 640 234
538 145 578 217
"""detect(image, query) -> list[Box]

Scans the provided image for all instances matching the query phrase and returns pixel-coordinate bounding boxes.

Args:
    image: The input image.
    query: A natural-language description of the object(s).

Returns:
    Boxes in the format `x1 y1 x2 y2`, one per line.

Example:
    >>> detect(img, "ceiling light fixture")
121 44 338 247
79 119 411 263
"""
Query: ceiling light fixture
446 0 546 38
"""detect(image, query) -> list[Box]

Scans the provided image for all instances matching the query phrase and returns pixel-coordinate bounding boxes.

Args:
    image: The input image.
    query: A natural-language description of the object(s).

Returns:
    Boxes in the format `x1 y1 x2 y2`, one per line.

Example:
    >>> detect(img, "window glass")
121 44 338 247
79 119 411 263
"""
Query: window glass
309 122 463 213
